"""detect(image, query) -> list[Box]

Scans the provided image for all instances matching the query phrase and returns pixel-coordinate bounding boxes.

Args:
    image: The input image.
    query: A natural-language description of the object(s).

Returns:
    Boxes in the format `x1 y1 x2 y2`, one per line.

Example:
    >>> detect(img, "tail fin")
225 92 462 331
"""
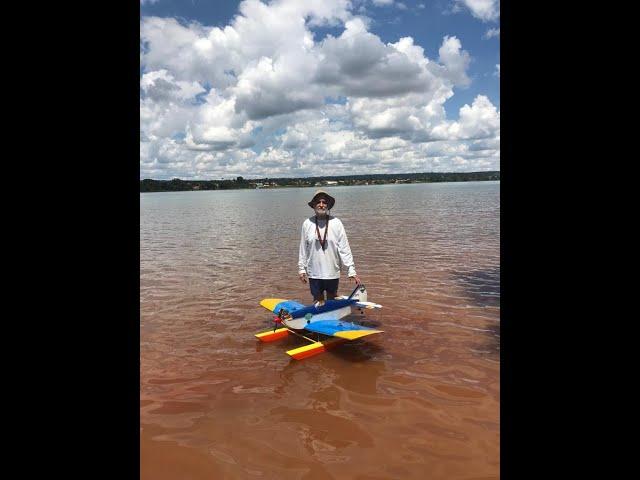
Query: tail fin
348 284 367 302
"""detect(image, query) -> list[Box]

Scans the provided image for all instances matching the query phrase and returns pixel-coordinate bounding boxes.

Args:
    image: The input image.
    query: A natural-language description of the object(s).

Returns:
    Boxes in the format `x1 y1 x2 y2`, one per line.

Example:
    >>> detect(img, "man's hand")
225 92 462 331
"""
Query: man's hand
299 272 308 284
349 275 361 285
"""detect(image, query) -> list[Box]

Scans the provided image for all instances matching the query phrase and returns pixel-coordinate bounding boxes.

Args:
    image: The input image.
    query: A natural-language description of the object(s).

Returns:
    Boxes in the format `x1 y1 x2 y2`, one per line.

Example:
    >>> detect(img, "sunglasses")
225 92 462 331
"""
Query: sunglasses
315 199 328 205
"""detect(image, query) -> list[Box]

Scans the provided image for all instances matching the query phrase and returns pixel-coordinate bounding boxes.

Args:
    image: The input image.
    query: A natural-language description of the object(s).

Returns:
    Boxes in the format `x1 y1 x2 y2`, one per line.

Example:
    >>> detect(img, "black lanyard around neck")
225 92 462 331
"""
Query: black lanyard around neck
315 215 329 250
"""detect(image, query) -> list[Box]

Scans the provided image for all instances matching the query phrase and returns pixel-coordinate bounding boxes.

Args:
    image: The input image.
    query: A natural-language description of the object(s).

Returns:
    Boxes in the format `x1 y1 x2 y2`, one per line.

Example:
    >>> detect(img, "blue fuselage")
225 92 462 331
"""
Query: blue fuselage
273 298 357 319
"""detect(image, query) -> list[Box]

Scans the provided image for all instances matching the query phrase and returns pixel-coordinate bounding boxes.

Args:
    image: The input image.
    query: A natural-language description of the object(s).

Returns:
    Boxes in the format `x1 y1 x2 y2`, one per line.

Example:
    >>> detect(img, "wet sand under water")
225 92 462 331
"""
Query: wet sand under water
140 183 500 479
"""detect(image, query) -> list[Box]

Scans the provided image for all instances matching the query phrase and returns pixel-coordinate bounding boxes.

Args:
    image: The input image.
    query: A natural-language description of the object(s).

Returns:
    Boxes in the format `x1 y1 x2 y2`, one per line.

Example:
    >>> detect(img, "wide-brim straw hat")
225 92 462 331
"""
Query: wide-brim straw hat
308 189 335 210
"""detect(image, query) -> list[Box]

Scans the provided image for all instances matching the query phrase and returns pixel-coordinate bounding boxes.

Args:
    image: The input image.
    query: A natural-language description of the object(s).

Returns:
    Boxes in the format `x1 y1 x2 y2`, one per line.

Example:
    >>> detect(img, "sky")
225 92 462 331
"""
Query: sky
140 0 500 180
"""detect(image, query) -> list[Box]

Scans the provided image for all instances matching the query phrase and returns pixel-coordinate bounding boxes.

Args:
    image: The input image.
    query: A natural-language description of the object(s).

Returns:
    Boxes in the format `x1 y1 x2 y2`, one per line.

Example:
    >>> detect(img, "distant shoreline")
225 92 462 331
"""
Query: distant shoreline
140 171 500 193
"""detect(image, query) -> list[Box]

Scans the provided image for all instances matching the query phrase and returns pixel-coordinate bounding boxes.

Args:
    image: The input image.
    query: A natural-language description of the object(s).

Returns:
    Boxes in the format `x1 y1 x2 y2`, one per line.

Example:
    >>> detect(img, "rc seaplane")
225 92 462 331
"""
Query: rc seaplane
255 284 383 360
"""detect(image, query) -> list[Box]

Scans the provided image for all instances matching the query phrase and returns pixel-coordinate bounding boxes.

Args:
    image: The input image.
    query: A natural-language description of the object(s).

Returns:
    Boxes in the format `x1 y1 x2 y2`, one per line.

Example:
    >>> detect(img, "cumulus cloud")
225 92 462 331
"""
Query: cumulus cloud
431 95 500 140
342 35 475 141
370 0 409 10
186 90 255 150
314 19 435 98
233 55 324 120
483 27 500 39
455 0 499 22
271 102 498 174
140 70 206 103
140 0 499 178
140 0 351 87
140 17 227 86
437 36 471 87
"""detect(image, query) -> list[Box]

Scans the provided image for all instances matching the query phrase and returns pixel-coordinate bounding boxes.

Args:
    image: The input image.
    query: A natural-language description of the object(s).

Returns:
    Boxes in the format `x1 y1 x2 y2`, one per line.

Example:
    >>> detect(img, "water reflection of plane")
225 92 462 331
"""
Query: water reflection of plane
255 285 383 360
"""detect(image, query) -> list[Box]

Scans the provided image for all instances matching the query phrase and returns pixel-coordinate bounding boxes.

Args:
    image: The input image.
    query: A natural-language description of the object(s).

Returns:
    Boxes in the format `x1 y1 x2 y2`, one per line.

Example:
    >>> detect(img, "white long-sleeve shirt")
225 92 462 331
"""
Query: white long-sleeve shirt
298 216 357 279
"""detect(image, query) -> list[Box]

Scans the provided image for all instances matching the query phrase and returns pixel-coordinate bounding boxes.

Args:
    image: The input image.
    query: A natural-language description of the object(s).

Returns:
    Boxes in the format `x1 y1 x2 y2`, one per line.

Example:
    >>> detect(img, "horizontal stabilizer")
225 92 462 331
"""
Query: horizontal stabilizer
304 319 383 340
260 298 305 313
354 301 382 309
333 297 382 309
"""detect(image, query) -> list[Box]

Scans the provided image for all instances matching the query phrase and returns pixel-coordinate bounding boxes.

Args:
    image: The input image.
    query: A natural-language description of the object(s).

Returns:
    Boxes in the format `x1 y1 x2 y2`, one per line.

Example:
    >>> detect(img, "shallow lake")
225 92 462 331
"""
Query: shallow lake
140 181 500 479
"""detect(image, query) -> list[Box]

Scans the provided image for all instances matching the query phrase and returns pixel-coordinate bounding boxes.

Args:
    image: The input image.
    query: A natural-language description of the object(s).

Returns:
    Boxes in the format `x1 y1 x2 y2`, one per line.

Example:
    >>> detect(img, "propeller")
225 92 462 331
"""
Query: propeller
273 308 289 332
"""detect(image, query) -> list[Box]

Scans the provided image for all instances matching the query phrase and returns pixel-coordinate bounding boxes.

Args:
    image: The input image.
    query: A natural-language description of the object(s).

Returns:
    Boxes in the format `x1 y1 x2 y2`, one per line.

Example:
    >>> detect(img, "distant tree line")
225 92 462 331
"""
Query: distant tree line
273 171 501 185
140 177 249 192
140 171 500 192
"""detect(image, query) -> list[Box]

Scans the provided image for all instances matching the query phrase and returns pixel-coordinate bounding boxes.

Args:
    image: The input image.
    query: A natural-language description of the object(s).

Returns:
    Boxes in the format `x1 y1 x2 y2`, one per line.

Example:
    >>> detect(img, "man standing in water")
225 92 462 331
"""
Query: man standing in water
298 190 361 305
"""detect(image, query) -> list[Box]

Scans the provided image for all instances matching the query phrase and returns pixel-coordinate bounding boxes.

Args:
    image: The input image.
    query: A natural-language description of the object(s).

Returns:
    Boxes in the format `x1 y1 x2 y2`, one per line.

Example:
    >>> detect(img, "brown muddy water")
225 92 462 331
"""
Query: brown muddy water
140 182 500 479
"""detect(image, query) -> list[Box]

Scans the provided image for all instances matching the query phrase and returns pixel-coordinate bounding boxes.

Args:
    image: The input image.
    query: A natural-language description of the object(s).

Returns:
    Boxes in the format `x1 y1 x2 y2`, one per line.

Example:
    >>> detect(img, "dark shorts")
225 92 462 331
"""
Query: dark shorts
309 278 339 298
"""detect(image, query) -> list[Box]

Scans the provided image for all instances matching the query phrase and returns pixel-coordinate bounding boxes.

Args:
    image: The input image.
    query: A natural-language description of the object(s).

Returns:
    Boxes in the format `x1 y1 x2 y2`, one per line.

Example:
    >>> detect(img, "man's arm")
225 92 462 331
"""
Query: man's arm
298 221 308 283
335 221 360 283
